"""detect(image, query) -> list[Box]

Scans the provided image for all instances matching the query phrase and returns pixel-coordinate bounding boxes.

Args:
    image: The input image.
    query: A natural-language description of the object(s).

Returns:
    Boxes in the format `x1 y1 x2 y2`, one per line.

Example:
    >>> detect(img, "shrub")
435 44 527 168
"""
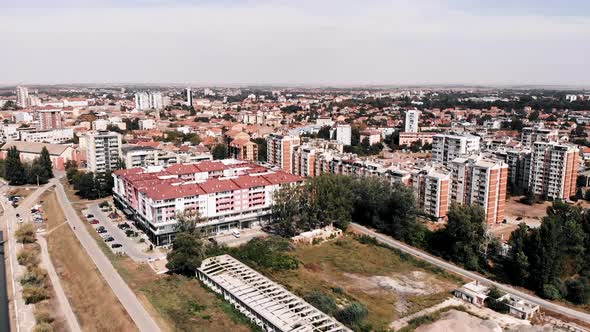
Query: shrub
17 248 40 267
485 298 509 314
21 266 48 288
15 224 36 244
304 291 338 315
335 302 368 326
22 285 49 304
356 235 379 246
34 308 54 324
565 278 590 305
541 284 562 300
32 322 53 332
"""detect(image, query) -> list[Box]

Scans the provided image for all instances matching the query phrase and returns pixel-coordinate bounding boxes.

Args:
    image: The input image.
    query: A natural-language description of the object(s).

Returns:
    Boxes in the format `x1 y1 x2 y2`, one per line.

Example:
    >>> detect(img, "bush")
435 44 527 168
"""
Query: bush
17 248 40 267
485 298 509 314
565 278 590 305
33 322 53 332
22 285 49 304
15 224 36 244
34 308 54 324
304 291 338 315
356 235 379 246
21 266 48 287
541 284 562 300
335 302 368 326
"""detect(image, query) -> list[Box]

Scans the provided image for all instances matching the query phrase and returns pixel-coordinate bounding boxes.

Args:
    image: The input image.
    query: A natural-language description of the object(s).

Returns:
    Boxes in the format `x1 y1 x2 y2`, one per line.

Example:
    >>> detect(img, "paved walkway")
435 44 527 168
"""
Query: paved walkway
54 180 161 332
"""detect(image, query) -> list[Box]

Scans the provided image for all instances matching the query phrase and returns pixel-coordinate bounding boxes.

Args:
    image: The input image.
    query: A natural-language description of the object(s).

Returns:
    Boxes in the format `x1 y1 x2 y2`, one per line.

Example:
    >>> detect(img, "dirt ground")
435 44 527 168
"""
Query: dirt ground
271 235 463 331
42 189 138 332
504 197 550 228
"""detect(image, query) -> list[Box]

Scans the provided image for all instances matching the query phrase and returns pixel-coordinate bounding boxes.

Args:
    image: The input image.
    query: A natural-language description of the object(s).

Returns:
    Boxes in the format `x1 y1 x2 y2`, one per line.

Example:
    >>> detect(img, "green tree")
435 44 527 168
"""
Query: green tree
507 223 530 286
441 204 487 270
4 146 26 185
303 175 353 231
39 147 54 179
212 144 228 160
165 233 205 276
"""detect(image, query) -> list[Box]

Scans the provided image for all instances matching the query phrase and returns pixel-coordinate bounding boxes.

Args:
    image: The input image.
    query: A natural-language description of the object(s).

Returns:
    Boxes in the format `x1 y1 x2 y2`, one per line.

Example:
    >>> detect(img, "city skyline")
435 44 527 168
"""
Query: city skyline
1 0 590 86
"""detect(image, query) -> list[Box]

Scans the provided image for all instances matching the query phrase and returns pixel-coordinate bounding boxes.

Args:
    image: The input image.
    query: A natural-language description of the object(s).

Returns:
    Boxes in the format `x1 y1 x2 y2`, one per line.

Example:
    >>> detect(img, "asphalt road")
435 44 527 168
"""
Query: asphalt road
350 223 590 323
54 180 161 332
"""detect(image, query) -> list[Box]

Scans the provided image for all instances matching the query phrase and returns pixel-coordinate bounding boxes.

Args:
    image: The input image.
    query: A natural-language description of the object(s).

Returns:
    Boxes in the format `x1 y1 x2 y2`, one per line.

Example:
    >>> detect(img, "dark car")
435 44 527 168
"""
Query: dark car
124 229 134 237
86 214 94 218
97 229 107 234
111 243 122 249
104 236 115 242
118 223 130 229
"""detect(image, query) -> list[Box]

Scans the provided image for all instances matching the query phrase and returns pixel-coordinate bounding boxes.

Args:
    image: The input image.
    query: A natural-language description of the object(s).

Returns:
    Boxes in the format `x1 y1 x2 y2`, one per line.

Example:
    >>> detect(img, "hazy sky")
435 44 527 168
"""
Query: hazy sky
1 0 589 86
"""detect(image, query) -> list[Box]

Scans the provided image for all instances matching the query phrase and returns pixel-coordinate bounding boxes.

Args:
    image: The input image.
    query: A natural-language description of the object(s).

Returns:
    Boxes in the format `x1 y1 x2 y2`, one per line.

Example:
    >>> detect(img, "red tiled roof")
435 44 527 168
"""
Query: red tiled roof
195 160 228 172
199 178 240 194
141 183 205 201
262 171 303 185
166 163 200 175
231 175 271 189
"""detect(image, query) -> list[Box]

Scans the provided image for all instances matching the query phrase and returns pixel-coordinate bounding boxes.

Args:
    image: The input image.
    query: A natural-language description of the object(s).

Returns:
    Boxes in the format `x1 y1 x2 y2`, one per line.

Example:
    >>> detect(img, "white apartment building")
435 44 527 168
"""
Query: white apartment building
16 86 29 108
20 128 74 144
405 109 421 133
92 119 109 131
529 142 579 200
0 124 20 142
86 131 123 174
13 111 34 123
266 133 300 173
186 88 193 107
121 145 178 168
139 119 156 130
448 155 508 224
134 92 163 110
521 126 558 147
432 133 481 166
335 124 352 146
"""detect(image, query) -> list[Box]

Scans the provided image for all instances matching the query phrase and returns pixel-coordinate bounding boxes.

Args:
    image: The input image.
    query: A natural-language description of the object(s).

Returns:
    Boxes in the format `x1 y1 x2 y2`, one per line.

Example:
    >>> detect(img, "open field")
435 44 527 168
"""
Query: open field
269 235 464 331
42 189 138 331
61 179 256 332
504 197 549 228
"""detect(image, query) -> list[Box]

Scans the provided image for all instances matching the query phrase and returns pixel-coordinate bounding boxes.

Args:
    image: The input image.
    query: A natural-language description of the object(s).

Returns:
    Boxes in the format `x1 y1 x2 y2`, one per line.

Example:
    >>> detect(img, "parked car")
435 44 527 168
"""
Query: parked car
111 243 122 249
118 223 130 229
15 213 20 218
89 220 99 225
124 229 134 237
104 236 115 242
86 214 94 218
97 229 108 234
232 230 241 238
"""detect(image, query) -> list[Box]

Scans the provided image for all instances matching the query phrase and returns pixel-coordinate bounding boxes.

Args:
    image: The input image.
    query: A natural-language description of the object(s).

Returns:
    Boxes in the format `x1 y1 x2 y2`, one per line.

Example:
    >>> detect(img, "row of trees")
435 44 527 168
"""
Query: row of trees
2 146 54 185
270 174 590 305
65 160 116 199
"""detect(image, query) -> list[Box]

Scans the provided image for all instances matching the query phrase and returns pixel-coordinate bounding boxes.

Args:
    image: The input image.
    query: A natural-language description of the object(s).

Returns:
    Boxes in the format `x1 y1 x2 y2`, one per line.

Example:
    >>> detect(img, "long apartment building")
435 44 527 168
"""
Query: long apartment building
112 160 302 245
448 155 508 224
432 133 480 166
529 142 579 200
266 133 300 173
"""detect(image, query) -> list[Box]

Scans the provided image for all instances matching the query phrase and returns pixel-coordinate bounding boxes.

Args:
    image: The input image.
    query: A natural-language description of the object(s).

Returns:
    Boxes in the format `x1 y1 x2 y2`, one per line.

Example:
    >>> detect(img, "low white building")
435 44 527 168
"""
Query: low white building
20 128 74 144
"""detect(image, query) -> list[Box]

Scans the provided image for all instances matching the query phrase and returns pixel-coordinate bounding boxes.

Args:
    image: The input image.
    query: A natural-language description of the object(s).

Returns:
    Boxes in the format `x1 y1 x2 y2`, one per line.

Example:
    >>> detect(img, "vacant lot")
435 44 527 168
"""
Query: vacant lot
505 197 549 227
269 235 463 331
42 189 138 332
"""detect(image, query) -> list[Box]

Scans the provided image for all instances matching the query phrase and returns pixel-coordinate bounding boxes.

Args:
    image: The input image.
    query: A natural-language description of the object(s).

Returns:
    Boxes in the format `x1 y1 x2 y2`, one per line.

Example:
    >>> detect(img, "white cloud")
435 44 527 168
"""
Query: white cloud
0 0 589 85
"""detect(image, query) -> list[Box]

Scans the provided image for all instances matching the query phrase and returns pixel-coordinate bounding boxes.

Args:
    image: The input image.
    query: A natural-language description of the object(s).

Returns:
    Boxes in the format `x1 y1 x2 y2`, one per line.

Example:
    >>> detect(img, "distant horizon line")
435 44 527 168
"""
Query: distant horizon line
1 82 590 91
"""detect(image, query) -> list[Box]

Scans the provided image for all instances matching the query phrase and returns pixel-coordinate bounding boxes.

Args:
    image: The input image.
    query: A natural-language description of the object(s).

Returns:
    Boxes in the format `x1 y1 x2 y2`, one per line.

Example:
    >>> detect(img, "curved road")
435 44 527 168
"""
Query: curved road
350 223 590 323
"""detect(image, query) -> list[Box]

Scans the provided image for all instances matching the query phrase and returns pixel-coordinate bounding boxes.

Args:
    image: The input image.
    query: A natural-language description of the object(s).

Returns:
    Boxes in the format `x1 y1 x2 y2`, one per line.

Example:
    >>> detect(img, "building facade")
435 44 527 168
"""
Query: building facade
411 166 450 220
529 142 579 200
112 160 302 245
38 108 63 130
405 109 421 133
266 133 300 173
432 133 481 166
86 131 123 174
335 124 352 146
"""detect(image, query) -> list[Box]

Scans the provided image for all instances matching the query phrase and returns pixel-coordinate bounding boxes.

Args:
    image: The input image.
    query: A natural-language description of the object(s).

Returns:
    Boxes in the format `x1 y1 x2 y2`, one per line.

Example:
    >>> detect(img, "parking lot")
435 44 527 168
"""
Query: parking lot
83 203 165 262
211 228 268 247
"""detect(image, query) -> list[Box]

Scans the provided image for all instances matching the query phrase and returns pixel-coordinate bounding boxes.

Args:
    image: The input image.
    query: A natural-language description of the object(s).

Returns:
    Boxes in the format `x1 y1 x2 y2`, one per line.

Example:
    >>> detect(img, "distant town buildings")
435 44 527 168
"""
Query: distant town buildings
135 92 164 110
16 86 29 108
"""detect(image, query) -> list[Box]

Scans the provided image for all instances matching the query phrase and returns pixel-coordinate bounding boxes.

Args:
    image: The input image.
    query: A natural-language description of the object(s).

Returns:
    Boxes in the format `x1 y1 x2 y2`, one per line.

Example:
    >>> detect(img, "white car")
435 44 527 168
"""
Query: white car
232 230 241 238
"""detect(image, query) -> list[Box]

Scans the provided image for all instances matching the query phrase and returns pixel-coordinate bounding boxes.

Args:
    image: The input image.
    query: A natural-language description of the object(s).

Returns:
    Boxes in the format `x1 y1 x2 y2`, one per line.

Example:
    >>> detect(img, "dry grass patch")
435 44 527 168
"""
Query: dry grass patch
268 235 463 331
42 190 138 332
